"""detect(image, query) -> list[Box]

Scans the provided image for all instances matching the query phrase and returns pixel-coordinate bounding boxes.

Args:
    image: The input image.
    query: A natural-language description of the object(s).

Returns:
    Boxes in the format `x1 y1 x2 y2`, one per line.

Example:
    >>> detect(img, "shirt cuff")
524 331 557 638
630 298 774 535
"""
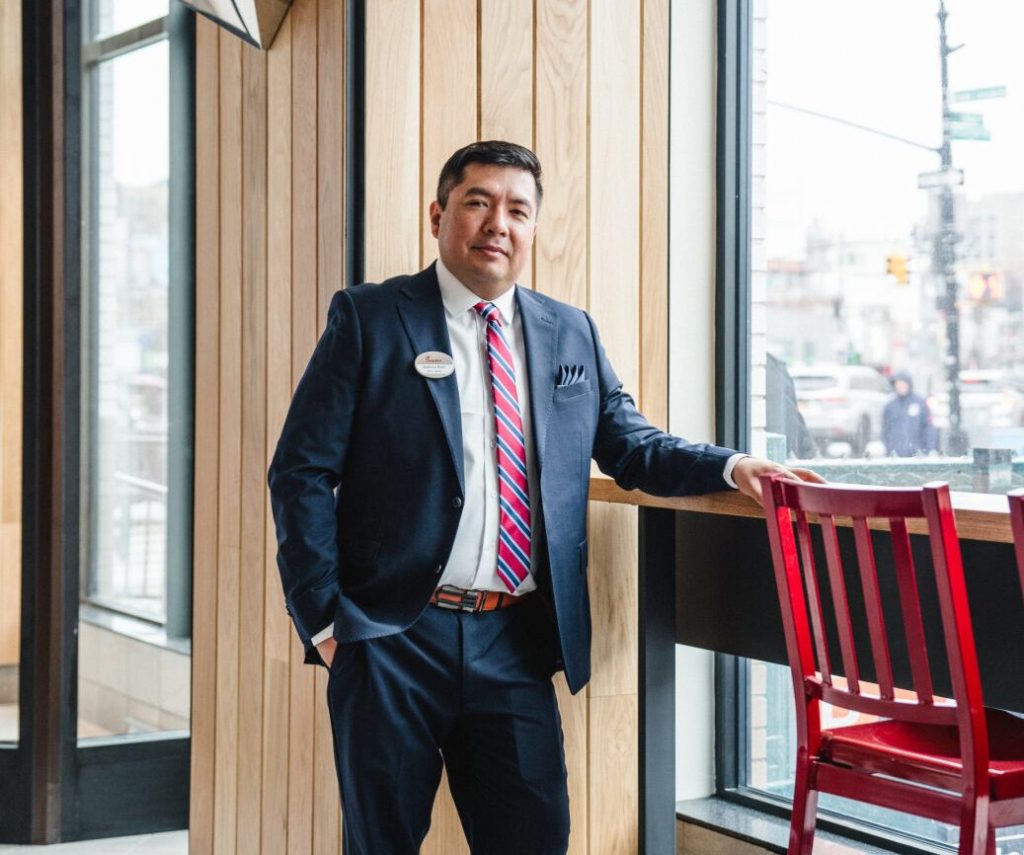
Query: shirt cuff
722 453 749 489
311 623 335 646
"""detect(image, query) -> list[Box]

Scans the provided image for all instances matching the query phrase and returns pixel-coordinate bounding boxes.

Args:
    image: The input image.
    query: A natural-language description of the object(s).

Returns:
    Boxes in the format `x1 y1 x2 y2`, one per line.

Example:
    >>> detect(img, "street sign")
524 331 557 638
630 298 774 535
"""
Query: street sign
947 111 984 127
950 125 991 141
952 85 1007 102
917 168 964 189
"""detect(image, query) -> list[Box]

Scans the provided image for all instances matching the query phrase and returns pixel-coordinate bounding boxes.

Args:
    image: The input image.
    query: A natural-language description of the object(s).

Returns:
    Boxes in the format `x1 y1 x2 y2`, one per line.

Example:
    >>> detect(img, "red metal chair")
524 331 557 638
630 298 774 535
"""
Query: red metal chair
760 475 1024 855
1009 488 1024 605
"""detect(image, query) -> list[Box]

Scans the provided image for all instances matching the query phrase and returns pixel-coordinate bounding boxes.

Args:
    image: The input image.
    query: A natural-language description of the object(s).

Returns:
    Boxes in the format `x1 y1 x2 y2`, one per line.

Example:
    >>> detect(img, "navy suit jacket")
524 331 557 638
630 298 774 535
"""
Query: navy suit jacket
268 264 736 694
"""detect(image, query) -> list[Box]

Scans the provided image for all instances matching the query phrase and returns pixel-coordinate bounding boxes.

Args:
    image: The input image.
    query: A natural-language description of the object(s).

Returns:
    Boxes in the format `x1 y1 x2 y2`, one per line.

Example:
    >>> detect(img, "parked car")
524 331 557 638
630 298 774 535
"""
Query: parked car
790 365 892 456
927 370 1024 452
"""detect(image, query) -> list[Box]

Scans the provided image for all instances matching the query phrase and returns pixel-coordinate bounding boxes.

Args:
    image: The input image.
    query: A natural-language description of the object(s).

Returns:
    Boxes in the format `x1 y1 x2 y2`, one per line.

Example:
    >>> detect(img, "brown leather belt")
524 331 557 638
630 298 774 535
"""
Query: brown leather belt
430 584 530 613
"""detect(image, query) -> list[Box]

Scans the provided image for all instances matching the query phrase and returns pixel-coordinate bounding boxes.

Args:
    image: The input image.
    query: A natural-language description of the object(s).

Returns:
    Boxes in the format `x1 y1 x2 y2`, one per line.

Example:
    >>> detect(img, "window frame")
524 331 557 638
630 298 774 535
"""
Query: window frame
712 2 967 852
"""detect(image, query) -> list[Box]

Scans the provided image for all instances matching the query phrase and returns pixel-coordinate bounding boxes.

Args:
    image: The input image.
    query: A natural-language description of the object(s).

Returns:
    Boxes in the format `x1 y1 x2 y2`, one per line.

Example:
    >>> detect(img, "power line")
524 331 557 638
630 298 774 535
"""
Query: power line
768 100 940 153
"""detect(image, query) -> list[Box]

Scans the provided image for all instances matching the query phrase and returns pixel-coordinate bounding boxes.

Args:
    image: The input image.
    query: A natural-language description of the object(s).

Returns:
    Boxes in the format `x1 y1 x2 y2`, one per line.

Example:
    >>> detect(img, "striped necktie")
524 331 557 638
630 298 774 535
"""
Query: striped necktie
474 301 531 592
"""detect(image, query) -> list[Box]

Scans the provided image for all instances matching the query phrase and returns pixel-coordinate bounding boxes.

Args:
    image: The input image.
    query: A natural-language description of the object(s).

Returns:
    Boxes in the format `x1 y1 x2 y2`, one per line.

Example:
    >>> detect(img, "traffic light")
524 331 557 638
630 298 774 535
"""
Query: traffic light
886 253 909 285
968 269 1005 303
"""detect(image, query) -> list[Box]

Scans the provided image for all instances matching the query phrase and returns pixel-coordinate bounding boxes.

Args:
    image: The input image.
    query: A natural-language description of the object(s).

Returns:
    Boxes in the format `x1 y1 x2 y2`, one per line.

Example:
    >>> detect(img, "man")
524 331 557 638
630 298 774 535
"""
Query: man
882 370 938 457
269 141 820 854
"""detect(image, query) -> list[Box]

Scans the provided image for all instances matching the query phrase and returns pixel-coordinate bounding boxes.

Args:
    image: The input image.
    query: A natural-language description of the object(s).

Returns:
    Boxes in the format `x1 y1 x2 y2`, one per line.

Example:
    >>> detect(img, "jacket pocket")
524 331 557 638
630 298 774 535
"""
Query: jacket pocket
553 379 593 402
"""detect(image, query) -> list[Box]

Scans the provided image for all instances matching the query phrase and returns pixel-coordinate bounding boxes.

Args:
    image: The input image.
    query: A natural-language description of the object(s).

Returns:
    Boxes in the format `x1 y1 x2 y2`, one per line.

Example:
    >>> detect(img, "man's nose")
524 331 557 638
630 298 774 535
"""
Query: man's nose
484 207 509 234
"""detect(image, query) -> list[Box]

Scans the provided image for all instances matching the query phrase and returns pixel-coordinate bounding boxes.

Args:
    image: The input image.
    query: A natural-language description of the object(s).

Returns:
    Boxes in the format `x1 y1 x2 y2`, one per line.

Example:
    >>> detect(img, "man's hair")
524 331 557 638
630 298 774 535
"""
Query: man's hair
436 140 543 211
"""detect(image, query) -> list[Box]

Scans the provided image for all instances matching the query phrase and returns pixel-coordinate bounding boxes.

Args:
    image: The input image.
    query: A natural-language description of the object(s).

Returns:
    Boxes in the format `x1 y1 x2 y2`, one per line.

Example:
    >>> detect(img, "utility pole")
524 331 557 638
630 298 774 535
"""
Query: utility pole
936 0 968 455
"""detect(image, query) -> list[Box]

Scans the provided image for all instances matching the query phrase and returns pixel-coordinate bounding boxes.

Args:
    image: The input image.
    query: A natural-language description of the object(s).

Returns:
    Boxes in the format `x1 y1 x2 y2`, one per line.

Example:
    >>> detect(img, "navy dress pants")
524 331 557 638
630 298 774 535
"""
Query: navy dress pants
325 597 570 855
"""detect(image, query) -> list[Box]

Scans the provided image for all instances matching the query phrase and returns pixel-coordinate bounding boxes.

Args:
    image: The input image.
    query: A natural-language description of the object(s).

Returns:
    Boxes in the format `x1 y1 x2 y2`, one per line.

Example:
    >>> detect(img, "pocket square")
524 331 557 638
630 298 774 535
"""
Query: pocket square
556 364 587 386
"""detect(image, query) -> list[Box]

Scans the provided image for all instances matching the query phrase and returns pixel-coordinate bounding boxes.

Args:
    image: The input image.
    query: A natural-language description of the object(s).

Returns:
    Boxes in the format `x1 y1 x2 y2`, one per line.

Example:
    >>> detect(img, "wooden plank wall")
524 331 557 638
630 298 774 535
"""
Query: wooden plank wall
0 0 23 669
190 0 669 852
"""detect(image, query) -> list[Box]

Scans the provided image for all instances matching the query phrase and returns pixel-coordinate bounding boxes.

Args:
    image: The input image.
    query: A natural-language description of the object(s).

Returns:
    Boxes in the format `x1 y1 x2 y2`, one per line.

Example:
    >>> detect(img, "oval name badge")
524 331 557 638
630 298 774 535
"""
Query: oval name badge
415 351 455 379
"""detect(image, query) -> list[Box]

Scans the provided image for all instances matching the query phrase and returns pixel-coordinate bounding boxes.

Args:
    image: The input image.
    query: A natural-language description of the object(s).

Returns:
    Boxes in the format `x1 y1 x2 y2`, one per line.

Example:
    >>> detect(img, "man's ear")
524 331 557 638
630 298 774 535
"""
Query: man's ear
428 201 443 238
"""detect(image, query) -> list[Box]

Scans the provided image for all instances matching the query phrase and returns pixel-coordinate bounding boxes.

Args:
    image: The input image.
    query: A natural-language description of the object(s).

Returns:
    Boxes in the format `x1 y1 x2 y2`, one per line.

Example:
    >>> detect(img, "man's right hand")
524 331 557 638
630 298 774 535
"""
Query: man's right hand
316 636 339 669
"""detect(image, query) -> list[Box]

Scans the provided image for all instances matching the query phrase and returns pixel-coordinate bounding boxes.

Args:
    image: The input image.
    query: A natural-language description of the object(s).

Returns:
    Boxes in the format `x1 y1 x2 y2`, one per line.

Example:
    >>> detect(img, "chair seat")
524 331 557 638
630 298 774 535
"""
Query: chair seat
819 708 1024 801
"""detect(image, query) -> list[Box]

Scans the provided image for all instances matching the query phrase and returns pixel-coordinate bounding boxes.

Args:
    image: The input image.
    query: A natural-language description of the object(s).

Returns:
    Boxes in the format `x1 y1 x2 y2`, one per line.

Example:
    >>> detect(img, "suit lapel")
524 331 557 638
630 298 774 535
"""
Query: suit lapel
397 266 465 492
516 287 557 472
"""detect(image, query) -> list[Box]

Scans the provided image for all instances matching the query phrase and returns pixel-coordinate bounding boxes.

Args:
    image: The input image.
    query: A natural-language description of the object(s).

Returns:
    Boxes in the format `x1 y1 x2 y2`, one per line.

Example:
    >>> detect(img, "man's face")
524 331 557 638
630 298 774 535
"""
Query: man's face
894 379 911 397
429 163 538 300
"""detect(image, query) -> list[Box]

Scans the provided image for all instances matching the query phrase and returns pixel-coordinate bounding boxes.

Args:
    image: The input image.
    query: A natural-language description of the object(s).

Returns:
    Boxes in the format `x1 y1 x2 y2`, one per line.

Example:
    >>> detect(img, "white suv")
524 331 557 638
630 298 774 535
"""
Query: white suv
790 365 892 456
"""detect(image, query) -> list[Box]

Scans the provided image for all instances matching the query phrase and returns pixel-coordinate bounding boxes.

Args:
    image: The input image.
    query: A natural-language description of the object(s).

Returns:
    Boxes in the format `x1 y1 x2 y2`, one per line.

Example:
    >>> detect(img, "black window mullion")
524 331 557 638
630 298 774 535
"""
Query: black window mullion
713 0 752 797
164 2 196 641
715 0 751 453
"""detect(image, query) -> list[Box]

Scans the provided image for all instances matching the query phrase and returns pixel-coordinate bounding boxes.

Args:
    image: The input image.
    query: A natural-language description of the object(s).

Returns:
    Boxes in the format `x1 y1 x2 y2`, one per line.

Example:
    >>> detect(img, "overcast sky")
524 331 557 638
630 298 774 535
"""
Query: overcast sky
764 0 1024 257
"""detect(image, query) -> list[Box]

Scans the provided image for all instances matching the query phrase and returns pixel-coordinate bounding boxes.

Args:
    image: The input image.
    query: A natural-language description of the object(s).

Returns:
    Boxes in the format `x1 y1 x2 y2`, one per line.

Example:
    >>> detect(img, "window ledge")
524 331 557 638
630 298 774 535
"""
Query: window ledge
677 796 946 855
79 603 191 656
590 476 1014 544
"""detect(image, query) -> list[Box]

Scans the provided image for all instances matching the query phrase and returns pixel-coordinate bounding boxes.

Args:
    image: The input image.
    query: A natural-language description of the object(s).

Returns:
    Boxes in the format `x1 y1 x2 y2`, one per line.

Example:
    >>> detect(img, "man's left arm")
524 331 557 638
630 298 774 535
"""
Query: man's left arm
586 313 822 505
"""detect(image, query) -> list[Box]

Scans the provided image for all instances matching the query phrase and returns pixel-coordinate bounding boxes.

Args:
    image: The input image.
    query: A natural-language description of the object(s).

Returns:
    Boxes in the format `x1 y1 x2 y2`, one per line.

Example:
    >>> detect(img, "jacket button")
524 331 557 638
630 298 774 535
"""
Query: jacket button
435 563 444 574
452 496 463 509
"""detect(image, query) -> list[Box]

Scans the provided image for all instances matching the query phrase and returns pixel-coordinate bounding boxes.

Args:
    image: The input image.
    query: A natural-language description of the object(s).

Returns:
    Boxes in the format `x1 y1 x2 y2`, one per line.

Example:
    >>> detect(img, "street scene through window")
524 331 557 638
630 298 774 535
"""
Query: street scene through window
750 0 1024 500
747 2 1024 850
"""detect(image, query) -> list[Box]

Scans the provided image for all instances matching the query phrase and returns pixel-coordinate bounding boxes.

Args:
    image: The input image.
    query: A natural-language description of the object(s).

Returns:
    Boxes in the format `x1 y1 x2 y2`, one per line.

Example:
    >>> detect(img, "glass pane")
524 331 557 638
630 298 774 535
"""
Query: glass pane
91 0 169 40
1 0 24 744
752 0 1024 498
0 241 21 746
79 41 188 739
747 4 1024 847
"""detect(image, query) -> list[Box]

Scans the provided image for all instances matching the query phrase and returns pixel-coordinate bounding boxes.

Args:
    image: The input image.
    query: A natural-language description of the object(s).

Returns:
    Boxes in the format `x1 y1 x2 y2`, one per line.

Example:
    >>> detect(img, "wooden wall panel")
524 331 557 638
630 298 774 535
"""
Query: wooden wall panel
588 503 639 697
534 0 587 308
317 0 344 323
479 0 534 291
212 29 243 855
590 695 640 854
589 0 641 389
480 0 534 147
0 0 22 669
237 43 269 855
189 17 219 855
313 5 344 851
363 0 419 281
419 0 476 270
290 0 318 383
640 0 670 427
586 7 641 851
192 2 670 853
286 5 319 854
261 14 292 855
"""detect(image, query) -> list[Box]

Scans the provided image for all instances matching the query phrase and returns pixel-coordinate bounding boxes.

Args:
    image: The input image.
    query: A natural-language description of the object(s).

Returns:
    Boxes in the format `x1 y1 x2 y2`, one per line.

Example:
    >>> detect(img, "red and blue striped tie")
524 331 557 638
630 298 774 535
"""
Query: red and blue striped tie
474 301 531 592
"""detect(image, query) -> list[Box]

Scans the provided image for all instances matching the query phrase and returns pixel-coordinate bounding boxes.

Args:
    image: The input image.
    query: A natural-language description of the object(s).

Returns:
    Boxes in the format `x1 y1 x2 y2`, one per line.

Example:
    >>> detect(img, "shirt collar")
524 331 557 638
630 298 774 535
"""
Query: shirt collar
435 258 517 326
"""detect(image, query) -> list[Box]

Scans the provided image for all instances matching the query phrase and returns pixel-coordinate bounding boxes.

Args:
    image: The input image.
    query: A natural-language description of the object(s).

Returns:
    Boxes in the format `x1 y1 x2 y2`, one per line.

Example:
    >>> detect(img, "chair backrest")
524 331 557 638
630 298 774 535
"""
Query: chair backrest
1009 488 1024 606
760 476 989 771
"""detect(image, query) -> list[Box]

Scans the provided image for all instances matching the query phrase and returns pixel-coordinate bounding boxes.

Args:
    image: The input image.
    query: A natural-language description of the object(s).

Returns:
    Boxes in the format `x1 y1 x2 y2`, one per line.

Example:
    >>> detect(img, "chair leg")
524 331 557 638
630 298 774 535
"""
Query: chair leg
957 800 990 855
788 758 818 855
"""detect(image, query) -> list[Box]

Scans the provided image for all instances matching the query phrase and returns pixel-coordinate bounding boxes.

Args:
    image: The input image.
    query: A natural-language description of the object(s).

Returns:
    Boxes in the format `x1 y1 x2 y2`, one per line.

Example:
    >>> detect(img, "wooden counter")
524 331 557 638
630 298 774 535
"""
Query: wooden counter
590 476 1015 543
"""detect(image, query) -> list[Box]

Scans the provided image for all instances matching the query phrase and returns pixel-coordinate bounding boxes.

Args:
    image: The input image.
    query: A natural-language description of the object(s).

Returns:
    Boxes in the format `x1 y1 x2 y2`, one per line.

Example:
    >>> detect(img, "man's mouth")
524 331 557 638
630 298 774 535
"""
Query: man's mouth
473 245 508 257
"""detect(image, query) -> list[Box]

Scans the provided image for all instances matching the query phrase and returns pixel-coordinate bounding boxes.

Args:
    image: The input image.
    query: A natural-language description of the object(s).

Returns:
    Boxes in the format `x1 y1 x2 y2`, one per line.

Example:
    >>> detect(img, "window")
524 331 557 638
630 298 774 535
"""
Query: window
751 0 1024 483
79 0 193 739
728 0 1024 849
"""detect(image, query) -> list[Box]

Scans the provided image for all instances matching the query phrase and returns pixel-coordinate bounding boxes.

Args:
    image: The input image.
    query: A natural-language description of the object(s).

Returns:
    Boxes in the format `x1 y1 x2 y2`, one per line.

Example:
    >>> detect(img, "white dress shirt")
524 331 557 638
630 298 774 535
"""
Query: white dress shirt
312 260 743 645
431 258 540 595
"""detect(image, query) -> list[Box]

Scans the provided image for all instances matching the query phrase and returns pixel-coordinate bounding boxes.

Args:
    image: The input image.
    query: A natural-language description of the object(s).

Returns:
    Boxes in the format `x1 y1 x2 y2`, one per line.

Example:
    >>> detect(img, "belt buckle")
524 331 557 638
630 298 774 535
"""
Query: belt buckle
435 585 480 613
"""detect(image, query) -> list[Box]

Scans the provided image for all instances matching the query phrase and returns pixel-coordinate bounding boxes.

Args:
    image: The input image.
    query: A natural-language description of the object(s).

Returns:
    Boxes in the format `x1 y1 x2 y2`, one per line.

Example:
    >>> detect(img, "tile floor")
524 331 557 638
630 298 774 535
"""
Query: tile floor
0 831 187 853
